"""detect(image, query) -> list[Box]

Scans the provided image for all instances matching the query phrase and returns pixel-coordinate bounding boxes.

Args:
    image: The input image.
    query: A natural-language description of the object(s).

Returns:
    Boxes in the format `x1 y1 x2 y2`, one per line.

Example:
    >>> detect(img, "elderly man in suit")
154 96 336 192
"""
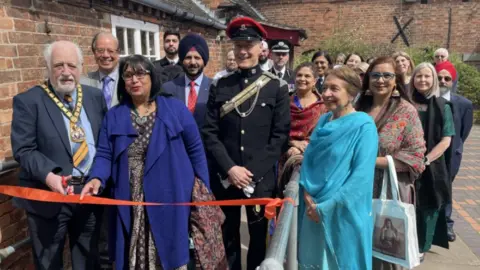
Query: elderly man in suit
81 32 120 109
11 40 107 269
162 34 212 127
436 61 474 242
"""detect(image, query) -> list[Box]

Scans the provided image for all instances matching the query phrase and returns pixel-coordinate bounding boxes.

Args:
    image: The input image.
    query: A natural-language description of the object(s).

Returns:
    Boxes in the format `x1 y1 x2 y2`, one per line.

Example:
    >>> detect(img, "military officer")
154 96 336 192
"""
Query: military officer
269 39 295 93
202 17 290 270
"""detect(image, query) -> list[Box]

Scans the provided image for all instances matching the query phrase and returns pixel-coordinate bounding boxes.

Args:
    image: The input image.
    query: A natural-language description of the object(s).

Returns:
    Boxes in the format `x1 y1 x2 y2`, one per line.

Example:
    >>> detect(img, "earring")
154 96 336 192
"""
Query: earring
392 86 400 97
365 89 372 96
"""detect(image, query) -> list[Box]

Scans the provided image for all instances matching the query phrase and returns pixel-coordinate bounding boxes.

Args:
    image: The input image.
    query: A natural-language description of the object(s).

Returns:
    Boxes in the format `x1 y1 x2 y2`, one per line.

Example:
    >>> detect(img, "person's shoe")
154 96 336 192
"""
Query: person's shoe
448 227 456 242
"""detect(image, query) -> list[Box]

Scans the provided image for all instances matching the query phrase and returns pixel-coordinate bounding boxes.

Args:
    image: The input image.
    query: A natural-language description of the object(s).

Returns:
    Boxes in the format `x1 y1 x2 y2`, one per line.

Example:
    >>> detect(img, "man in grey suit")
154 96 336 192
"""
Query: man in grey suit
11 40 107 269
81 32 120 109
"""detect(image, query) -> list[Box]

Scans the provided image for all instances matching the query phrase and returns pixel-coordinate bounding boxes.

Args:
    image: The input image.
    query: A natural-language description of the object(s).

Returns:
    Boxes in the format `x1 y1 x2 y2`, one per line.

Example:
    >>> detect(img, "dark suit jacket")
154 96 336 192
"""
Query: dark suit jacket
153 59 184 83
269 67 294 84
11 84 107 218
450 94 473 178
162 75 212 128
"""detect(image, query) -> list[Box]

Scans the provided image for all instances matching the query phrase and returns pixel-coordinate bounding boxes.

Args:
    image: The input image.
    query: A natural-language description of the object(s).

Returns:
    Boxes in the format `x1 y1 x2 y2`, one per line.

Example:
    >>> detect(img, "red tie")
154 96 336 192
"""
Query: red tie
188 80 197 113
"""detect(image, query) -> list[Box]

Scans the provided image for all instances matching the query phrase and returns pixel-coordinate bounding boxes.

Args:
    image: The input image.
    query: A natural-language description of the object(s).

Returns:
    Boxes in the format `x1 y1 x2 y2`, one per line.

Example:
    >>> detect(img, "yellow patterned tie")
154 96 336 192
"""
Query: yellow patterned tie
64 94 88 168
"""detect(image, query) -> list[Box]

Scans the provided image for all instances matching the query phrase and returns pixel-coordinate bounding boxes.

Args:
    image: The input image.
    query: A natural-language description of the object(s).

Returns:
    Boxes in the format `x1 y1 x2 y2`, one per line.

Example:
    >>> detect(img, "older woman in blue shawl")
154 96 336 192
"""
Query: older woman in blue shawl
298 66 378 269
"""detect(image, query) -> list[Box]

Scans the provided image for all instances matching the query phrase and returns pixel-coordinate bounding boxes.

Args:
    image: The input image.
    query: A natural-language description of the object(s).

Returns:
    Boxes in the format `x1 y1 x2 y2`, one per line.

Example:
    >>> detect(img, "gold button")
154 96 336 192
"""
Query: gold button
240 146 244 151
241 130 245 135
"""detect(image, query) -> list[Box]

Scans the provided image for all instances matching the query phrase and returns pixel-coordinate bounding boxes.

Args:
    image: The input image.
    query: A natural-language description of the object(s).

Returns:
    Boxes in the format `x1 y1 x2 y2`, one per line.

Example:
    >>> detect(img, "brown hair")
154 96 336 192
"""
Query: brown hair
325 66 362 97
392 51 415 76
355 56 411 130
294 62 319 79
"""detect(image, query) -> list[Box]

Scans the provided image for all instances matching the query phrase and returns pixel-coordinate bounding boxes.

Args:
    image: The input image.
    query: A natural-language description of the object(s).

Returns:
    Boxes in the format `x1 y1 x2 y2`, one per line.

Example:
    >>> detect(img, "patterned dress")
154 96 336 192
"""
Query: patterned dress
128 110 188 270
371 99 426 270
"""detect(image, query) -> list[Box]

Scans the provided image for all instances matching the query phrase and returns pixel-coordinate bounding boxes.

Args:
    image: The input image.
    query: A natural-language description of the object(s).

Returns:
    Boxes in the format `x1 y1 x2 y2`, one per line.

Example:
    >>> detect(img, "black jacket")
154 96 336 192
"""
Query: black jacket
201 65 290 199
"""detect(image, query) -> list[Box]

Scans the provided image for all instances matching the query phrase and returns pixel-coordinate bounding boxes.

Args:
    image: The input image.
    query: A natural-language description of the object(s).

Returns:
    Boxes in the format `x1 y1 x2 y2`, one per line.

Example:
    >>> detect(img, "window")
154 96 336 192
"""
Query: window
111 15 160 61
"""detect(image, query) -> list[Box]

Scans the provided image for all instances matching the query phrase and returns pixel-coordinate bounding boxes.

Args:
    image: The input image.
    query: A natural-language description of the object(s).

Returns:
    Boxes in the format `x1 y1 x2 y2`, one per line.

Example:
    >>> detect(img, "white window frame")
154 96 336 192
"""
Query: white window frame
110 15 161 60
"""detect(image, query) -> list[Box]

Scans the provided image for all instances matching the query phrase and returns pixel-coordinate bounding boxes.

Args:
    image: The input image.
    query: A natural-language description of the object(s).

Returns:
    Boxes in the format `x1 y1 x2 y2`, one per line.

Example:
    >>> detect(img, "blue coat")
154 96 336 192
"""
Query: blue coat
162 75 211 128
450 94 473 178
89 95 209 270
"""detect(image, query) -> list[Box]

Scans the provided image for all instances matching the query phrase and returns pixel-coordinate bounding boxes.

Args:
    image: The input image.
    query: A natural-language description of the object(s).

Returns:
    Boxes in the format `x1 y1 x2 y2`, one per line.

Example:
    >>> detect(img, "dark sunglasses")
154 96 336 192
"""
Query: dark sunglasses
438 76 452 82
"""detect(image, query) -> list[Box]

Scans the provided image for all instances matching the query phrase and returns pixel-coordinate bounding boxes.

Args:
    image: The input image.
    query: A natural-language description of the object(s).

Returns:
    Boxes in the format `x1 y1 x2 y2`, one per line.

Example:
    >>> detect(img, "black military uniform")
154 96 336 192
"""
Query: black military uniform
269 40 294 87
201 17 290 270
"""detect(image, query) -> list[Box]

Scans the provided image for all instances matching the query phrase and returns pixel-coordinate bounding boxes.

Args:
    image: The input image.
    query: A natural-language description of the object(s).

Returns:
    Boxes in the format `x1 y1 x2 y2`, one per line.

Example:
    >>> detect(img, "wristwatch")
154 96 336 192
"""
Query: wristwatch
424 156 431 166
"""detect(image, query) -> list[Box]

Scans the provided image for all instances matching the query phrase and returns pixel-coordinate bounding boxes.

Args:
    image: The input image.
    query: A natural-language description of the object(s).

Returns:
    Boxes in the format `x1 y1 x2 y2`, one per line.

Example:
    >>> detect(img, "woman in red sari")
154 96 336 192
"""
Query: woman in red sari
278 62 327 190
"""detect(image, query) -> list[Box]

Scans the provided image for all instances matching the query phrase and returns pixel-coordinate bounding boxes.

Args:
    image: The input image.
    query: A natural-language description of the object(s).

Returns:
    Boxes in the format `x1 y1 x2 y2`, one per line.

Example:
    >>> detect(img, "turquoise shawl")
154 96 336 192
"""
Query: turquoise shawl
298 111 378 269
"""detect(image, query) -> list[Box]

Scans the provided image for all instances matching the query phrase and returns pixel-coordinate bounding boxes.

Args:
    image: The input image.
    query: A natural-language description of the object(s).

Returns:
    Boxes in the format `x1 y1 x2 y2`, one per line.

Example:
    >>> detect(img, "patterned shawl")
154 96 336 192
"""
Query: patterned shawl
289 92 326 141
378 99 426 179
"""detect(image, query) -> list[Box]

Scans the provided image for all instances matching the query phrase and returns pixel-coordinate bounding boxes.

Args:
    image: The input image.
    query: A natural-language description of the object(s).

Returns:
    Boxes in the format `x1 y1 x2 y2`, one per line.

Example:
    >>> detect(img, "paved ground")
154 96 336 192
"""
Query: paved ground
240 126 480 269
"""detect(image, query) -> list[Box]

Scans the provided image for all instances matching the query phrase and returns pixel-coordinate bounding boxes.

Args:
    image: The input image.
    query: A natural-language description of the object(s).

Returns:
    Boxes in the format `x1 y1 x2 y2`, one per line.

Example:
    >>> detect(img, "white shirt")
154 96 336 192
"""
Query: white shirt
184 73 204 104
166 56 179 65
273 66 286 79
442 91 451 101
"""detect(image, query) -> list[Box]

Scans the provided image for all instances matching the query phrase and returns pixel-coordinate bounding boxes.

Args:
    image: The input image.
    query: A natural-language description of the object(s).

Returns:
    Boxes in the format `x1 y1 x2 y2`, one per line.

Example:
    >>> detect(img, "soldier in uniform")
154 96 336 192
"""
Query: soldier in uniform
202 17 290 270
269 39 295 93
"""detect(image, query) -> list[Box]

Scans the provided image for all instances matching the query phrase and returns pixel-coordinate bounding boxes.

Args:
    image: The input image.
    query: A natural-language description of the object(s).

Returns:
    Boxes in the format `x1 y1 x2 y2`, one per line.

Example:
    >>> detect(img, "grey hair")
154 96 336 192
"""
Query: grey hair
410 62 440 98
43 41 83 70
434 48 449 59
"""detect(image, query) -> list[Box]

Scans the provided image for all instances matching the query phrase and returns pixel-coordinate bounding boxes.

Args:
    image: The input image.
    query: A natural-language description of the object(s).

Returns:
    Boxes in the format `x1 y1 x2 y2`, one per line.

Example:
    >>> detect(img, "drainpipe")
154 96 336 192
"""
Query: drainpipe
131 0 226 30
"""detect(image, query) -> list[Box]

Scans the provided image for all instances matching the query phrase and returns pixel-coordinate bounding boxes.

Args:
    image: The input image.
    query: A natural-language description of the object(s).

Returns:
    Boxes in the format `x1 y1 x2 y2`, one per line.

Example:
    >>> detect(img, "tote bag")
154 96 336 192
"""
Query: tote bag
372 155 420 269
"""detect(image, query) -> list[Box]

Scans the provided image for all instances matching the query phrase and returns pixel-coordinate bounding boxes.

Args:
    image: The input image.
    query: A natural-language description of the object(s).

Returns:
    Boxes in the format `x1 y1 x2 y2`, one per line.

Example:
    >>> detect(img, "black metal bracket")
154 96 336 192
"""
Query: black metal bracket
391 16 413 47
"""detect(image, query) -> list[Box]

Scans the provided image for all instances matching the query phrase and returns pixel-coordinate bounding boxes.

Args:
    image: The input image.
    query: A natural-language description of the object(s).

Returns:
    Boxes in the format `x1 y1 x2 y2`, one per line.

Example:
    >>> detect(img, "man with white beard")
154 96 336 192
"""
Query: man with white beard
435 61 473 242
11 40 107 269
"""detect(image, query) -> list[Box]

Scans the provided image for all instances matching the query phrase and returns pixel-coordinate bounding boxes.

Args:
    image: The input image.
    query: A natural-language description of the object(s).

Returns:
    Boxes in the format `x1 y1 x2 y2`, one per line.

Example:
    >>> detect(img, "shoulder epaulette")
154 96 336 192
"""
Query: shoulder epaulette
212 71 237 87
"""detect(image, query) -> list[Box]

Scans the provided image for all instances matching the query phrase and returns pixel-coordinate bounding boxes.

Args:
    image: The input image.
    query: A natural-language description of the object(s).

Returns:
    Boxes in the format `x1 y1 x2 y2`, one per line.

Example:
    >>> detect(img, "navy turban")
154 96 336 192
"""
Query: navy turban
178 34 209 65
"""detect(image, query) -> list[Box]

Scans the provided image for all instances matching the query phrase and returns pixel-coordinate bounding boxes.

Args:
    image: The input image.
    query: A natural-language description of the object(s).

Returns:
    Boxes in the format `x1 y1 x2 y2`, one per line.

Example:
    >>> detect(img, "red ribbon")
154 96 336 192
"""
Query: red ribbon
0 186 294 219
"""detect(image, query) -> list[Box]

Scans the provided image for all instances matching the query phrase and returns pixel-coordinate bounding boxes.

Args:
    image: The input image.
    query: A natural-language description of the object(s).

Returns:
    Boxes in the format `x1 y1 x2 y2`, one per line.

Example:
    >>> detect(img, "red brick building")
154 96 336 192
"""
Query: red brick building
246 0 480 66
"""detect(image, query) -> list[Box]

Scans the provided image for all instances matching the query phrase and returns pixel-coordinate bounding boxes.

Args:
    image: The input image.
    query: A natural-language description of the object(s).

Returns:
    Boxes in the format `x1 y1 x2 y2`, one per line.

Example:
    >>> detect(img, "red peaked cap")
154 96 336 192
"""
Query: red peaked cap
435 61 457 81
226 17 267 41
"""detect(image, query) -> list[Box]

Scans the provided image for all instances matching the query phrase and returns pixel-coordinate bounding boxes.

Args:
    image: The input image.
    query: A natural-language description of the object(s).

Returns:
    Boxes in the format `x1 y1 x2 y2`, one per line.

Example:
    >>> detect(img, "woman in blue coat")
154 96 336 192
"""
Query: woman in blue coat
81 55 209 270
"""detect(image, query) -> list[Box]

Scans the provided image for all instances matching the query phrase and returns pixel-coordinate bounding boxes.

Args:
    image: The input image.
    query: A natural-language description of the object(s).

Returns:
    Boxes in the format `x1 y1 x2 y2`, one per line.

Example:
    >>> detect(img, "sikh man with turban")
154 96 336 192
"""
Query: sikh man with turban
436 60 473 242
162 33 212 128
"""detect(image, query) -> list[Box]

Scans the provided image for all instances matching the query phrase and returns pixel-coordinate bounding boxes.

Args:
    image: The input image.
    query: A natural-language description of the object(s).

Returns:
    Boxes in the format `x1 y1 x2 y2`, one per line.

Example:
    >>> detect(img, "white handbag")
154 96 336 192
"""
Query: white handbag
372 155 420 269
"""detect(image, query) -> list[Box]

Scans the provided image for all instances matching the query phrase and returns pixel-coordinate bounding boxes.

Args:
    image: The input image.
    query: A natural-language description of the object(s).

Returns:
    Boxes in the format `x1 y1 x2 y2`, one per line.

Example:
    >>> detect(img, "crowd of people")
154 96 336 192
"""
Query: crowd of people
9 15 474 270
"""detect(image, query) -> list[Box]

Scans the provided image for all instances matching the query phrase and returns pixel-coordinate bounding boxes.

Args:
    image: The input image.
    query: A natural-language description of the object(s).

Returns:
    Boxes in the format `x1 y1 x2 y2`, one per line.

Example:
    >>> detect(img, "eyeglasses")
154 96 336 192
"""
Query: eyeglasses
438 76 452 82
94 48 119 55
369 72 396 81
435 55 447 59
122 70 150 81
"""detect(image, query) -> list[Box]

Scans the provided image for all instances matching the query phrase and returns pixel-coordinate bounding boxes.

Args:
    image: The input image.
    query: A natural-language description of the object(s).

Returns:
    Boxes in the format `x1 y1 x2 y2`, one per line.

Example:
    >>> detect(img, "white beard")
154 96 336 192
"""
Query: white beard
439 86 452 96
53 76 76 94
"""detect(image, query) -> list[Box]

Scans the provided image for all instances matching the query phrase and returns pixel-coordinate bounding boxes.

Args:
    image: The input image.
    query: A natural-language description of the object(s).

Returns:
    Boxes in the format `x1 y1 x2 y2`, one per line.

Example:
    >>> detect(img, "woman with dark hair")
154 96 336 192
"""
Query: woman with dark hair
298 66 378 269
311 51 333 92
278 62 327 191
345 53 364 69
410 63 454 262
380 219 399 250
356 57 426 270
81 55 213 270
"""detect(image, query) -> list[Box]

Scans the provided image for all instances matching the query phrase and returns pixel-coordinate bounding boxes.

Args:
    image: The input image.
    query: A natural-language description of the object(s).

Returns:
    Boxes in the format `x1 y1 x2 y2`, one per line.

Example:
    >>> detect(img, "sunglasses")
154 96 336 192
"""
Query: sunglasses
438 76 452 82
369 72 396 81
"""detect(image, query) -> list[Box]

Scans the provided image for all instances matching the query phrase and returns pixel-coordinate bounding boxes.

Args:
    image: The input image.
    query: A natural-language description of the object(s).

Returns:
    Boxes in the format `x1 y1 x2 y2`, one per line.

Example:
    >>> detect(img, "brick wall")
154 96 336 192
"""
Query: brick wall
249 0 480 57
0 0 227 268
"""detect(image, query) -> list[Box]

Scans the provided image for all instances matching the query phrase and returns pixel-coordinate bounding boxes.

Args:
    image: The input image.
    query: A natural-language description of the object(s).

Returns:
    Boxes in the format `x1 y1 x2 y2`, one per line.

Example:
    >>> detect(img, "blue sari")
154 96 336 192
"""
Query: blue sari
298 111 378 270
